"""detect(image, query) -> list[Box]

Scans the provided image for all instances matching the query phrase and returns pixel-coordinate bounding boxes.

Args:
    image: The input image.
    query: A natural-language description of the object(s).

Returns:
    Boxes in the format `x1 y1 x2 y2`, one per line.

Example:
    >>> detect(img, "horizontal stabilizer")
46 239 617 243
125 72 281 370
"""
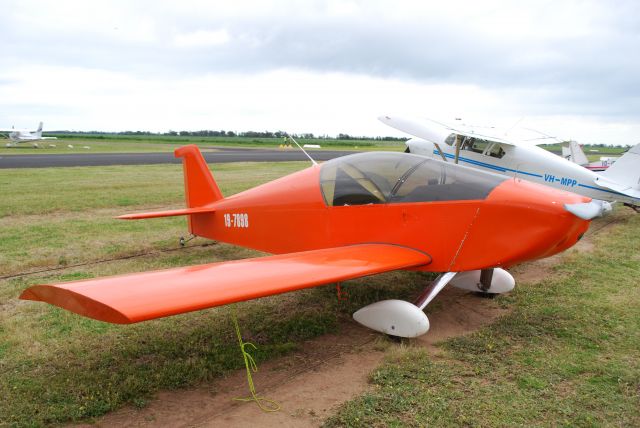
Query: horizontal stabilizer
117 206 216 220
20 244 431 324
593 176 640 198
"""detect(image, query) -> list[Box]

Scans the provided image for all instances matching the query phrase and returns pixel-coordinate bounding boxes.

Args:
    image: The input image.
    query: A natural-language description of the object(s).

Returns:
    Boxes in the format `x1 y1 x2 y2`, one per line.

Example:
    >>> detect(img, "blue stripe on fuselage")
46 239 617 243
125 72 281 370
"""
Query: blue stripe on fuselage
577 183 629 197
432 149 635 199
433 150 543 177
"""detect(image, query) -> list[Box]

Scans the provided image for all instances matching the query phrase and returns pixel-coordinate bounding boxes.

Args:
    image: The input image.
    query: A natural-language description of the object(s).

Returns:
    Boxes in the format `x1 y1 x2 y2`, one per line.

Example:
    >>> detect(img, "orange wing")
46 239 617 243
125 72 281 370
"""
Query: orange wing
20 244 431 324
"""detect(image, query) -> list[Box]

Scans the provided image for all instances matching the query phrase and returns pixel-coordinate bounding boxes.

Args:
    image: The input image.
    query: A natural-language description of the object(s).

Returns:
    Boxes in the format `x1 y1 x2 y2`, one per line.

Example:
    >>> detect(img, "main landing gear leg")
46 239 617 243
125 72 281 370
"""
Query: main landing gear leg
476 268 496 298
384 272 458 342
385 272 458 342
414 272 458 310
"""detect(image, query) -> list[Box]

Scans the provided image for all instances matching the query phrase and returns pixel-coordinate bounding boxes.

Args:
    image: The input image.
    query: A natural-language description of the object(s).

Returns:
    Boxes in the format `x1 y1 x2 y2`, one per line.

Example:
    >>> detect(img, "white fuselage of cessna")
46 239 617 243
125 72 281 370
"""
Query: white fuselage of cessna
380 116 640 208
1 122 57 143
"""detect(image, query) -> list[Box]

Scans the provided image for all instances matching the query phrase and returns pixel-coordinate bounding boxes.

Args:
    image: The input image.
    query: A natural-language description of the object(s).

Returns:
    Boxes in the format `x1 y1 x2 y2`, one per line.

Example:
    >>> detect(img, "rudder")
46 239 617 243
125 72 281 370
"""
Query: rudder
174 145 223 208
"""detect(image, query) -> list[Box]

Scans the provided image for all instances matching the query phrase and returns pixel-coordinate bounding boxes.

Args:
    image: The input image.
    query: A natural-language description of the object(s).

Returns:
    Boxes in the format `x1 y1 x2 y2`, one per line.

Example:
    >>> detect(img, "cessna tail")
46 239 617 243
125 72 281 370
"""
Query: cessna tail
1 121 57 145
562 140 618 172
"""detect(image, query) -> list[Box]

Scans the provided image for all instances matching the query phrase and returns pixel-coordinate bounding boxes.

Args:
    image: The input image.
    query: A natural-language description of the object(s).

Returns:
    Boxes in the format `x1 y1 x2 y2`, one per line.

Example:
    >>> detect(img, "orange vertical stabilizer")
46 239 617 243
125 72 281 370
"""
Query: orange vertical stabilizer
174 144 223 207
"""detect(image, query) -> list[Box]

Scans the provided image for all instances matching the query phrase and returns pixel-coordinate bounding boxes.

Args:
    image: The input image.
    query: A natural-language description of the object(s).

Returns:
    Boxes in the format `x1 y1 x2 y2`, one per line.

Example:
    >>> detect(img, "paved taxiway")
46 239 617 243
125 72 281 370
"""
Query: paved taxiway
0 147 358 168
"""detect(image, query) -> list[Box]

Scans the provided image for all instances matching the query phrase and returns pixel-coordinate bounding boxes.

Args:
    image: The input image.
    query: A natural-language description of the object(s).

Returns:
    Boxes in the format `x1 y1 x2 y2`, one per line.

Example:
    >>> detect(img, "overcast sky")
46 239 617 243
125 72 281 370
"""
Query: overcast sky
1 0 638 144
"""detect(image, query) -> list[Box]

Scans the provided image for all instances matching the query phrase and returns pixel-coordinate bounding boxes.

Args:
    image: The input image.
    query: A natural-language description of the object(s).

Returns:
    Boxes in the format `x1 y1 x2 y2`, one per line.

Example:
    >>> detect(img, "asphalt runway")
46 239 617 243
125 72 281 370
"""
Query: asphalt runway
0 147 358 168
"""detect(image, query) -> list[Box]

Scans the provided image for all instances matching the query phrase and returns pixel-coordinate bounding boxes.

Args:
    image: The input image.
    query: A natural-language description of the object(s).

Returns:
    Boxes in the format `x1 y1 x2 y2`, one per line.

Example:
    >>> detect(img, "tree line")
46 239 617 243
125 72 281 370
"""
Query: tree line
50 129 405 141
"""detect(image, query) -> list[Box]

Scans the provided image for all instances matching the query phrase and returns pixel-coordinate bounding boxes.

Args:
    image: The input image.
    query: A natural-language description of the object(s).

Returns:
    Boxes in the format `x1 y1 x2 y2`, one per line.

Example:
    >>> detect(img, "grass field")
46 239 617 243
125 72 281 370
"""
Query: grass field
0 161 638 426
0 134 404 155
0 133 629 156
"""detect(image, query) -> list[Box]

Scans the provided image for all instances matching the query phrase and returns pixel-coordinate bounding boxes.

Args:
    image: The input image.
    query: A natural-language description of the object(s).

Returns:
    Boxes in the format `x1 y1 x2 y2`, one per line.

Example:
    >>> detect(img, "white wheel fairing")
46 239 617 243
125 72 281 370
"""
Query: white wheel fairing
450 268 515 294
353 299 430 338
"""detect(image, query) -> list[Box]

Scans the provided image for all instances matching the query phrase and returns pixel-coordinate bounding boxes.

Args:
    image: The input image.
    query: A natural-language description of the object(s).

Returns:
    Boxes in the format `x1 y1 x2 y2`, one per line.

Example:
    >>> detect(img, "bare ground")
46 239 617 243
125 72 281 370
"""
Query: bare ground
78 222 607 428
80 287 507 428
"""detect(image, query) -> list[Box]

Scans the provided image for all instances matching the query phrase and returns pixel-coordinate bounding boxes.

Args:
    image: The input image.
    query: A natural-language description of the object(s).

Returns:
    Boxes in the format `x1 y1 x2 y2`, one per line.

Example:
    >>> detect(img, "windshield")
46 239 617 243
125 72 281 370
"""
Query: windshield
320 152 505 206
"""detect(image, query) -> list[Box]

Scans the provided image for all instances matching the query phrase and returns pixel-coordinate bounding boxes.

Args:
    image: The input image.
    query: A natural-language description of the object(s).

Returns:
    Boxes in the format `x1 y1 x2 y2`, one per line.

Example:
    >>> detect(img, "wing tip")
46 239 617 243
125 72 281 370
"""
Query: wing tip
20 285 133 324
116 214 138 220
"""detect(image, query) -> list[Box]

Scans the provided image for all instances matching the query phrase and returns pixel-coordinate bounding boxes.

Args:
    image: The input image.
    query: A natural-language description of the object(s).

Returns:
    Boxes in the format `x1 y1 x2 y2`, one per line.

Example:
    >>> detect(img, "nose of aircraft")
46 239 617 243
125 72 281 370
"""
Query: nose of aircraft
451 178 594 270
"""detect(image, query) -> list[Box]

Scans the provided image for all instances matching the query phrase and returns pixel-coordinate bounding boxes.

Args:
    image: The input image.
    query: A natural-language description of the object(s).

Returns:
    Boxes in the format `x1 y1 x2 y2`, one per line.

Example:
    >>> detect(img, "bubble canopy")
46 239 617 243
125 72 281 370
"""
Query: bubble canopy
319 152 506 206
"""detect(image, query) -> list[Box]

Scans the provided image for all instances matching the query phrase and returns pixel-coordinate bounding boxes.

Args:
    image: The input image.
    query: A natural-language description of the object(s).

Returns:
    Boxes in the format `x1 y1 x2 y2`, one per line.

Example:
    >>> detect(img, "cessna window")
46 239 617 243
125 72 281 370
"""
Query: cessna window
444 133 457 146
461 137 491 154
320 152 505 206
486 142 506 159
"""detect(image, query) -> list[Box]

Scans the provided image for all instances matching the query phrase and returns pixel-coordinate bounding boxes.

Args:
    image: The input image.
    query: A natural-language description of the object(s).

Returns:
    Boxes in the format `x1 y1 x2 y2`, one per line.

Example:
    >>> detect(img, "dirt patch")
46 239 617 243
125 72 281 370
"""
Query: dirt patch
510 256 560 284
80 324 383 428
83 287 507 428
416 287 508 353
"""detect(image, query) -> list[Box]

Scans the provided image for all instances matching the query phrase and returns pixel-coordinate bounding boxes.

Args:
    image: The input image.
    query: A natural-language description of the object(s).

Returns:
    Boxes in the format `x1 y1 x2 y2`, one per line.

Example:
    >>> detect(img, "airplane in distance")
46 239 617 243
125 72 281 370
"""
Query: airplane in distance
380 116 639 212
0 122 57 146
21 144 607 338
562 140 618 172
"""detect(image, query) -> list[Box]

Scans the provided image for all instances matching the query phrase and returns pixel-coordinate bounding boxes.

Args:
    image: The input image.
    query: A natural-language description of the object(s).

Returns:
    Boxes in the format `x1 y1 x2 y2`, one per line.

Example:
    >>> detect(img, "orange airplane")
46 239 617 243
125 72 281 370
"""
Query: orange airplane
21 145 606 337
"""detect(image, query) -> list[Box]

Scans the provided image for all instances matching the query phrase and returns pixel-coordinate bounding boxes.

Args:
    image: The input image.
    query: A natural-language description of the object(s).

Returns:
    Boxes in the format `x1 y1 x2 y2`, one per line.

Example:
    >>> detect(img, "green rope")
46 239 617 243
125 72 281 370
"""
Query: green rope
231 306 281 412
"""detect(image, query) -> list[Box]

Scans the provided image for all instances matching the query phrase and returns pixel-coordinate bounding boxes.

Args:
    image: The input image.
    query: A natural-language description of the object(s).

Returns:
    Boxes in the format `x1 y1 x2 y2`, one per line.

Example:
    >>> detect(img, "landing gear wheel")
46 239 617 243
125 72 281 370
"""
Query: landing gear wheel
386 334 406 344
179 234 196 247
473 292 497 299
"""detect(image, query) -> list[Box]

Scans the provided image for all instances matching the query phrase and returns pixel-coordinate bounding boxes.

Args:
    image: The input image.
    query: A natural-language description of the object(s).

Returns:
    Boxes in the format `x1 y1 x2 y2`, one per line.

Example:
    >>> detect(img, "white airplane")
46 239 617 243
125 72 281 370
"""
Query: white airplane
562 140 618 172
0 122 57 146
379 115 640 211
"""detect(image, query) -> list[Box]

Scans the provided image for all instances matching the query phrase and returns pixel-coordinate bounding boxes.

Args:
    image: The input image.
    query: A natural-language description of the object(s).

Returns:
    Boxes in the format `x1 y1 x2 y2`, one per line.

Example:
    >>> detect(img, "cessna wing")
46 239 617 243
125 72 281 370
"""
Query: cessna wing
20 244 431 324
379 115 545 147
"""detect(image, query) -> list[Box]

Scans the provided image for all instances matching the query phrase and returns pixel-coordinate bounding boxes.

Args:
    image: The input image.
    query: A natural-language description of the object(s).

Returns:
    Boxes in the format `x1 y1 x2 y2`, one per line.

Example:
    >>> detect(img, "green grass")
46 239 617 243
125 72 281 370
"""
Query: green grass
0 162 306 217
0 135 404 155
538 144 628 156
325 211 640 427
0 162 308 275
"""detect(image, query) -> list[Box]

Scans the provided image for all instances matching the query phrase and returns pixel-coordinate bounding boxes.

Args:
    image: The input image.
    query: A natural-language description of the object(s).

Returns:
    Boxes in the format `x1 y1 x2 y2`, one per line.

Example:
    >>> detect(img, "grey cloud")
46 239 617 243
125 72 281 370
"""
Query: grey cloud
2 1 639 119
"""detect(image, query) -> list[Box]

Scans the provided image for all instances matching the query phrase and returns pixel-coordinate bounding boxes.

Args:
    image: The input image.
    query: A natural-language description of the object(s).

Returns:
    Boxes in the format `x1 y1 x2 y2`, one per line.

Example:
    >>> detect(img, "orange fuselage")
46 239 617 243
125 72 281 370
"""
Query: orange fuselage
189 165 590 272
